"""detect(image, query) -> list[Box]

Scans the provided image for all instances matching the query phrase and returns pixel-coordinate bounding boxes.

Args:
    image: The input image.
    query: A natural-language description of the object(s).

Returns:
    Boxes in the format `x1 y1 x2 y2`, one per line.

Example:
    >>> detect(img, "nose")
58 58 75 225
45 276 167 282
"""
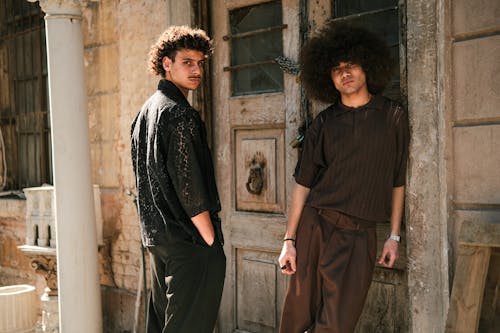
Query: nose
340 68 351 77
192 63 202 75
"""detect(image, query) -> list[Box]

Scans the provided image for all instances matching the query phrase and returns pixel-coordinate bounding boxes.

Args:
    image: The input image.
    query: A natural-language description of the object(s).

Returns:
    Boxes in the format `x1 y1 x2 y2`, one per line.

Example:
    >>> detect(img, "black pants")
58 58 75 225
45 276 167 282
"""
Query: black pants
146 232 226 333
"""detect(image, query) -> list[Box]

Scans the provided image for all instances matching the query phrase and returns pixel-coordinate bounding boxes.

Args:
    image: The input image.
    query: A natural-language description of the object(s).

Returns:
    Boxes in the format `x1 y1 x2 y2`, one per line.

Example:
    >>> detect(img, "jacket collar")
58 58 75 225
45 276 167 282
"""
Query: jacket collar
158 79 191 107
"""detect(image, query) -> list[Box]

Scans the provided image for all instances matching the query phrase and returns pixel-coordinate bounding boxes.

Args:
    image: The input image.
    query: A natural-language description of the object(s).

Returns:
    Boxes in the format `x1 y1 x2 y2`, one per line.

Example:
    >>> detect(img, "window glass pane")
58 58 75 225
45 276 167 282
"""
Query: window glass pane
230 1 282 34
335 0 398 16
229 1 283 96
231 30 282 65
233 64 283 96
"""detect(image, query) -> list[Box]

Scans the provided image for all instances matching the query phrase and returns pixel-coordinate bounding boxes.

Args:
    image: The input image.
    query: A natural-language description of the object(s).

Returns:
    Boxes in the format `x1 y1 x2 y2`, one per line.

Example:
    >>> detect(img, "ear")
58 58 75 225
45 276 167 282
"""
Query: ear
162 56 171 73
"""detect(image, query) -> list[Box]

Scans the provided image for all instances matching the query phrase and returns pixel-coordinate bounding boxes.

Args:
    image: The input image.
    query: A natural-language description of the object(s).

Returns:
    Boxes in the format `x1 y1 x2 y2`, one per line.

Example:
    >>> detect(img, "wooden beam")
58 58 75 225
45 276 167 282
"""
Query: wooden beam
446 220 499 333
459 220 500 248
445 245 491 333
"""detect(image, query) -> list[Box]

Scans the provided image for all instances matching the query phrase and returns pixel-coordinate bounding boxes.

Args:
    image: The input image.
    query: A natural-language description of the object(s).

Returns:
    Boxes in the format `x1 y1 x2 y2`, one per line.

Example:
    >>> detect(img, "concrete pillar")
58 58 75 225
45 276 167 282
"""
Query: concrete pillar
406 0 449 332
28 0 102 332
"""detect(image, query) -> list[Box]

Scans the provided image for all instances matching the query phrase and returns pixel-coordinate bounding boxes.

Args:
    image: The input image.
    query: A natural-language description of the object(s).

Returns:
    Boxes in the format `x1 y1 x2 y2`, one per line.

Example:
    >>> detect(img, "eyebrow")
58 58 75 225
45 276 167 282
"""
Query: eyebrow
179 57 204 62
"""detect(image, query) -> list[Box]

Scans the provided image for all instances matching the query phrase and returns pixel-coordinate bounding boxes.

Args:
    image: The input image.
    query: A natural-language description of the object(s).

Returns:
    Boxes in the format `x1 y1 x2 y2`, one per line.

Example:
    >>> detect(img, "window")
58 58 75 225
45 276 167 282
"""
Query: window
226 0 284 96
333 0 404 101
0 0 51 192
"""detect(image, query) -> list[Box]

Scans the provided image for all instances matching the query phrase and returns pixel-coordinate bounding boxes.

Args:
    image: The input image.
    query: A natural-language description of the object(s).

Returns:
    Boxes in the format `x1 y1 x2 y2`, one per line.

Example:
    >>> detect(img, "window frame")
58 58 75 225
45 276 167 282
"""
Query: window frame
224 0 286 97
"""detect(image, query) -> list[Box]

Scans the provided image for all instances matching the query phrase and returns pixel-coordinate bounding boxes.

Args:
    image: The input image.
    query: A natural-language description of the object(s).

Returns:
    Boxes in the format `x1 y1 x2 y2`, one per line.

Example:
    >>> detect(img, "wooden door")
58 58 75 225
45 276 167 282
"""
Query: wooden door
211 1 301 332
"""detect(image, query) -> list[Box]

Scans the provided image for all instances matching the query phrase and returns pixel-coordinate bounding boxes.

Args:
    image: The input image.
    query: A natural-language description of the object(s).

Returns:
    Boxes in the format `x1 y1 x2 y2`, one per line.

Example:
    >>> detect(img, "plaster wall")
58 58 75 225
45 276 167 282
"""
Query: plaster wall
450 1 500 330
78 0 193 330
82 0 194 331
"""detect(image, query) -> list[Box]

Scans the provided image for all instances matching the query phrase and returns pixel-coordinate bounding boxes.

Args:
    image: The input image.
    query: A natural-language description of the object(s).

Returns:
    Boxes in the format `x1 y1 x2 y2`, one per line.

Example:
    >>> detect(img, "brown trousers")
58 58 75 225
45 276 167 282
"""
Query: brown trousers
279 207 377 333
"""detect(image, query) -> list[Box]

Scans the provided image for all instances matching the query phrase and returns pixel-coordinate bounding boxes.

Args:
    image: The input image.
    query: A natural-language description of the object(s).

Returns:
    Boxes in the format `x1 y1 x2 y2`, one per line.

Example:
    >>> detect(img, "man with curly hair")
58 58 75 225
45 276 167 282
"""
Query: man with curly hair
131 26 225 332
278 22 410 332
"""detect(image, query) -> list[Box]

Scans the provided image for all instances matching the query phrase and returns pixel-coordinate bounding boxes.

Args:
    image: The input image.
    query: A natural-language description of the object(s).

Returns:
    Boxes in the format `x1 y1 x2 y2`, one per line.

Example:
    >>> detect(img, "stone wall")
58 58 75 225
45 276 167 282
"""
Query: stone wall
81 0 192 331
0 200 45 298
1 1 194 332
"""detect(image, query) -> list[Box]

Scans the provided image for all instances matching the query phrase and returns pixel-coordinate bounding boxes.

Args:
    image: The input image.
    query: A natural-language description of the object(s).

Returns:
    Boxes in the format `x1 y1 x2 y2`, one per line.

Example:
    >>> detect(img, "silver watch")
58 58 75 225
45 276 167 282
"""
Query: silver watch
388 234 401 243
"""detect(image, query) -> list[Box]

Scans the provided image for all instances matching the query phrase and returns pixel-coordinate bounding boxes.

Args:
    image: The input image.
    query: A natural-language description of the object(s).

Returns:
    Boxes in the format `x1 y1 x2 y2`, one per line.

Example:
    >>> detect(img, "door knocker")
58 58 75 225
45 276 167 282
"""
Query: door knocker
246 152 266 195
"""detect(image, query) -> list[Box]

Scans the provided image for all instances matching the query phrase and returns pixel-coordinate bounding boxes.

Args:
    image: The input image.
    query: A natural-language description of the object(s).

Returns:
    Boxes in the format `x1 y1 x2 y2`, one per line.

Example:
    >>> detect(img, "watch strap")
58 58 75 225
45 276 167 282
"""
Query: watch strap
389 234 401 243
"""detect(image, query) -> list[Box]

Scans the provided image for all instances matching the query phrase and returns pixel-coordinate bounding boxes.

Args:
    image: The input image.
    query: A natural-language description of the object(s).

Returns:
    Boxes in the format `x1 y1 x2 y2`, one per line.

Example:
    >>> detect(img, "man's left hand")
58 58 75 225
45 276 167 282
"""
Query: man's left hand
378 239 399 268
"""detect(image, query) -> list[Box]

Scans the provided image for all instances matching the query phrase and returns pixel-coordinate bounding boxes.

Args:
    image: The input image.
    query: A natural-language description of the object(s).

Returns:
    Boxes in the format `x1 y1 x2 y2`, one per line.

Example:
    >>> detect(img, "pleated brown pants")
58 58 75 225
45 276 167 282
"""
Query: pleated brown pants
279 206 377 333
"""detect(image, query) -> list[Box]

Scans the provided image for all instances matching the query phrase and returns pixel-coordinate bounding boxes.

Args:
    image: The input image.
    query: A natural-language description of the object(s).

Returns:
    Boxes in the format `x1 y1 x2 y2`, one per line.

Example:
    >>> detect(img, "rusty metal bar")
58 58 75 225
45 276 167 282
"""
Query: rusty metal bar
223 24 287 41
223 59 276 72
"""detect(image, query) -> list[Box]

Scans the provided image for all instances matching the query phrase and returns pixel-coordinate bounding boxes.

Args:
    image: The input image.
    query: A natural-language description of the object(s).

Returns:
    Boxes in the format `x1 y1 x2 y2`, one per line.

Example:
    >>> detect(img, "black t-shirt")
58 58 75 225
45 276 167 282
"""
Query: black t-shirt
295 95 410 222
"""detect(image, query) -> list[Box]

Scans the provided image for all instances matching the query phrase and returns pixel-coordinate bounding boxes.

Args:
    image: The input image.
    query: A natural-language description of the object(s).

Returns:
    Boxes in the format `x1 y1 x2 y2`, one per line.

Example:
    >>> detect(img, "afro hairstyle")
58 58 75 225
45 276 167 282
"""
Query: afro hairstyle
300 21 394 103
148 25 213 77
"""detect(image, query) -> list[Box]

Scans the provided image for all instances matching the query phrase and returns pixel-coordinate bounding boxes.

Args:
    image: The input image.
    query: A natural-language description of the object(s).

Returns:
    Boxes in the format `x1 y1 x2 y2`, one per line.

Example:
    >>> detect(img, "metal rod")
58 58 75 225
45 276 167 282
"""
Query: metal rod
223 59 276 72
223 24 287 41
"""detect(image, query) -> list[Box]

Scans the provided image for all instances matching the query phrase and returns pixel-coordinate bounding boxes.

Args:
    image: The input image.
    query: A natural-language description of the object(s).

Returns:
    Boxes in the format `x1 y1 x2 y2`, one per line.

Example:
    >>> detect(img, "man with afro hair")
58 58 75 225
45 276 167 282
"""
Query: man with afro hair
131 26 225 332
278 22 410 332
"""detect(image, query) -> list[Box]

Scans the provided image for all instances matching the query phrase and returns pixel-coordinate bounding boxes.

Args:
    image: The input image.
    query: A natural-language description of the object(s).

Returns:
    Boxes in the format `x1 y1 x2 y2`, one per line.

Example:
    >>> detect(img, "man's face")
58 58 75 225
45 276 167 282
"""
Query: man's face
330 62 368 97
163 48 205 96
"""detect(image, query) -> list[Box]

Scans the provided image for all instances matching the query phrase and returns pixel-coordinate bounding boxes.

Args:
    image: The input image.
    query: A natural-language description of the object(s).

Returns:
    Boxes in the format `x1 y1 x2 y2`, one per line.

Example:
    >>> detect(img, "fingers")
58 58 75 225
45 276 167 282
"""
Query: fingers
279 242 297 274
290 256 297 272
378 253 394 267
280 257 296 275
378 241 399 268
378 250 389 266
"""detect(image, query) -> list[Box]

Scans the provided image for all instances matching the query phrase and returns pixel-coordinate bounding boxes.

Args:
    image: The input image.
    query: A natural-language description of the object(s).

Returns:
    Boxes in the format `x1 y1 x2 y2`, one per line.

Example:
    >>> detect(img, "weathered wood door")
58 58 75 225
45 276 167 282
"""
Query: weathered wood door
211 0 409 332
211 1 301 332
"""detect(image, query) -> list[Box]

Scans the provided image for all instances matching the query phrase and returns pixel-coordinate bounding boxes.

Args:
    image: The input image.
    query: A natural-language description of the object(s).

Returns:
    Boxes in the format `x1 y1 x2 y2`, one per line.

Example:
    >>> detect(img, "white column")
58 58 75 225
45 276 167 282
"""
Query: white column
28 1 102 332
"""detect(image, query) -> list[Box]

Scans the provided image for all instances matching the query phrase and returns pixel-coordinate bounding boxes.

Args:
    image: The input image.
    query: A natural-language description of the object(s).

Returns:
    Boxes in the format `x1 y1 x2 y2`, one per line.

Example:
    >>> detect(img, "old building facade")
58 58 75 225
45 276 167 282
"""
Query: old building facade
0 0 498 332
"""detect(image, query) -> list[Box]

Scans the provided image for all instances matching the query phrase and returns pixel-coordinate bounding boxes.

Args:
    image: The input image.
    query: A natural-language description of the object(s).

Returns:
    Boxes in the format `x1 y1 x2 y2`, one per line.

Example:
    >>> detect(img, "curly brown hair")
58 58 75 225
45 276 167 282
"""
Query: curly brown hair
148 25 213 77
300 21 393 103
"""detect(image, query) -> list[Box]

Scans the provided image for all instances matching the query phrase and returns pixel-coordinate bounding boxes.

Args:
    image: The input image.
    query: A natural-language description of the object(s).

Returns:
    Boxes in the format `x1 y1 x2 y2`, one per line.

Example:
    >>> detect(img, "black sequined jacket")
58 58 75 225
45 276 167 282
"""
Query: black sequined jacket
131 79 222 246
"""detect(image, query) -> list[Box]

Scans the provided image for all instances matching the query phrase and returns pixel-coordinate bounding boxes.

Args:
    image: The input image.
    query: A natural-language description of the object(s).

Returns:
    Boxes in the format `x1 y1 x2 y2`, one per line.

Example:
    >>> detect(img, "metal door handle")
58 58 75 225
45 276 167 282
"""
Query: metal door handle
246 163 264 195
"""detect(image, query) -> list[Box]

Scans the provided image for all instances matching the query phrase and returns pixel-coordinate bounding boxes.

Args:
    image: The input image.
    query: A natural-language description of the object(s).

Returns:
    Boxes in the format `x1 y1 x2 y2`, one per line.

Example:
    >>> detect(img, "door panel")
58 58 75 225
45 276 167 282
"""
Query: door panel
236 249 288 333
235 127 285 213
211 0 301 332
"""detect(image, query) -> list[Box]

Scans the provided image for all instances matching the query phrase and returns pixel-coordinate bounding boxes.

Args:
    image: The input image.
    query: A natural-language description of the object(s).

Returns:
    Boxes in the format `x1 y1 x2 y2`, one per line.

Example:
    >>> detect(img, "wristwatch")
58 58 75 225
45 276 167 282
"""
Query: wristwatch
388 234 401 243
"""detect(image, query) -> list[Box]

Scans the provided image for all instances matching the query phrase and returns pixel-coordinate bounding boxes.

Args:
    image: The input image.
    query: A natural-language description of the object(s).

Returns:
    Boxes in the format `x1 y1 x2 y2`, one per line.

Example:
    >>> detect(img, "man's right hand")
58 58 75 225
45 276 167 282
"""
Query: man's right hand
278 241 297 275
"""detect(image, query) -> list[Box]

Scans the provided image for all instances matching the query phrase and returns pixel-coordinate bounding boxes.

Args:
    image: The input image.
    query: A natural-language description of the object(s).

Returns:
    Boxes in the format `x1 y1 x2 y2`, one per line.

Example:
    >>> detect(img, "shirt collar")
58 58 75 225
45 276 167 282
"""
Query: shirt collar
158 79 190 107
335 94 385 114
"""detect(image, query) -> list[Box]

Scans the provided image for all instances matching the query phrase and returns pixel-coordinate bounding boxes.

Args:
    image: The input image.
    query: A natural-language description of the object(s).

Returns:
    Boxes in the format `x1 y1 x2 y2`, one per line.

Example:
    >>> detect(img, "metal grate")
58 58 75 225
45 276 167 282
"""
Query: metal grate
0 0 51 191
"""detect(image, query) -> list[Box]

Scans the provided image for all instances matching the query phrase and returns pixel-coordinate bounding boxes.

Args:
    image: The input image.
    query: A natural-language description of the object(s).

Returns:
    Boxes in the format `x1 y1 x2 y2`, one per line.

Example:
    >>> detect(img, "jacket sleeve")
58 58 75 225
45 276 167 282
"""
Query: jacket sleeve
164 108 213 218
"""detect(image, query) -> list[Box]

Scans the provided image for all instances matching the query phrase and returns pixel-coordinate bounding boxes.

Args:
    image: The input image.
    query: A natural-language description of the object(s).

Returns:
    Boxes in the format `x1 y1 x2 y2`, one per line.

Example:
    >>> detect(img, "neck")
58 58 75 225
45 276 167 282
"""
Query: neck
165 77 189 98
340 89 372 108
